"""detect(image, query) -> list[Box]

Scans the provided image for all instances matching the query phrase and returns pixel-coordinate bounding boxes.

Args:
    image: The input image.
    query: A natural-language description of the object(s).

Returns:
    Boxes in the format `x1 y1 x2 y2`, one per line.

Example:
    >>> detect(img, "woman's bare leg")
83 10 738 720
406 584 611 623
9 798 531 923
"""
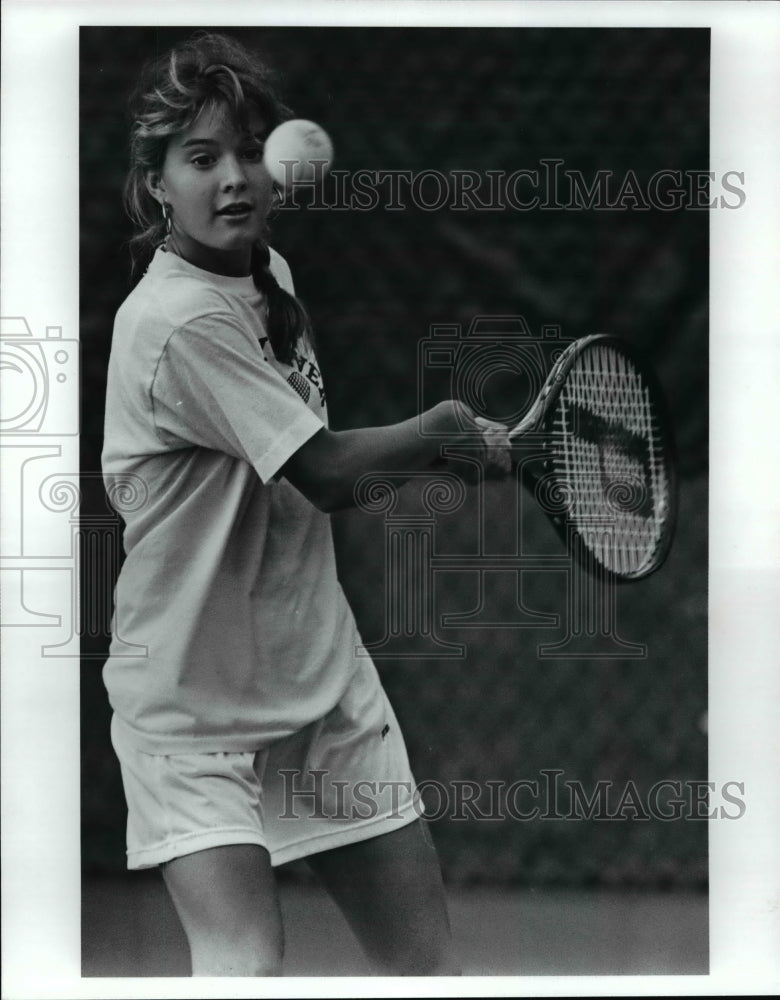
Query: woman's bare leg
161 844 283 976
307 819 460 975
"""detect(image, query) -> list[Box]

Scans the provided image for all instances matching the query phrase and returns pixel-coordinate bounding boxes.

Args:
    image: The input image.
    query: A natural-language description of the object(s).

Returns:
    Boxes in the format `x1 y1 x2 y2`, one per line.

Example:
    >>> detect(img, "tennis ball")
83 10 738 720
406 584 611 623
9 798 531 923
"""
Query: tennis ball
263 119 334 187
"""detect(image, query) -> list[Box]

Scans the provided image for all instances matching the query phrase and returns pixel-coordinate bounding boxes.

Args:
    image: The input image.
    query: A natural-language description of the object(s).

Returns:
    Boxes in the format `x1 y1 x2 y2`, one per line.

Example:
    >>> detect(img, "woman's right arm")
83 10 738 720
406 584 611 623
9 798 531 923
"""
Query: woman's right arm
280 400 499 513
151 317 510 510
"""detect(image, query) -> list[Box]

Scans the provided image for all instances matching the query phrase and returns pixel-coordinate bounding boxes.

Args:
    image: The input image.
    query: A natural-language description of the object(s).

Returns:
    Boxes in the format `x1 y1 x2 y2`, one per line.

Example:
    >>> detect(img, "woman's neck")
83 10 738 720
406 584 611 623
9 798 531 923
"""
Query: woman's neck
166 232 252 278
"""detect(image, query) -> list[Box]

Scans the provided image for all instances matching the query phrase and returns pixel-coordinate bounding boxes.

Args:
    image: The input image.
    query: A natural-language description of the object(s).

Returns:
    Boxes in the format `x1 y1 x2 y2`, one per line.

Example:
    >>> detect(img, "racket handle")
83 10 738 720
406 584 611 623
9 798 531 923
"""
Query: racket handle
508 397 544 439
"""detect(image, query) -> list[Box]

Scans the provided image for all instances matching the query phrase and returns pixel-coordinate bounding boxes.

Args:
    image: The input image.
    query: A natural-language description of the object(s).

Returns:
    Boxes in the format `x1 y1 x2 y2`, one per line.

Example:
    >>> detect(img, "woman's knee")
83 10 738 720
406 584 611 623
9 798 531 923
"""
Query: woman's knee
182 903 285 976
190 942 284 977
189 923 284 976
373 935 460 977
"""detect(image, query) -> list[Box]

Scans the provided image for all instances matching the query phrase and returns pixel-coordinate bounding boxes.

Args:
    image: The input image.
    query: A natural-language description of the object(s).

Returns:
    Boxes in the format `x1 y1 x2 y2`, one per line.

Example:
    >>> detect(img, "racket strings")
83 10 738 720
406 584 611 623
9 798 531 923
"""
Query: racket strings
549 344 670 576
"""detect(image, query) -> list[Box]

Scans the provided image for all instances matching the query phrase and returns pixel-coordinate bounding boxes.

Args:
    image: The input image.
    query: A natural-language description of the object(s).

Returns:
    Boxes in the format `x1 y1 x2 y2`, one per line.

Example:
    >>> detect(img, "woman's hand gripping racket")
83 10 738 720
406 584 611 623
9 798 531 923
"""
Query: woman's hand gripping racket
508 334 677 581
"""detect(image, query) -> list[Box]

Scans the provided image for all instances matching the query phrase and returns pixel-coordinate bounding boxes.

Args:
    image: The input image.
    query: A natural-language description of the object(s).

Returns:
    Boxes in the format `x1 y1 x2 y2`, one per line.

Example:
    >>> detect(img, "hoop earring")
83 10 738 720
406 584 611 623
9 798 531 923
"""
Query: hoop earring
268 187 282 221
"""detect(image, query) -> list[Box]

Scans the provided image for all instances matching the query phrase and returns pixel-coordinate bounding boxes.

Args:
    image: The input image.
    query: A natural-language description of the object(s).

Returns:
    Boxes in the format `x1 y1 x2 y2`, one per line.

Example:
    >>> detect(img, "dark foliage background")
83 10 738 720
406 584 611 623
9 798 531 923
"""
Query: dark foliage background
80 26 708 889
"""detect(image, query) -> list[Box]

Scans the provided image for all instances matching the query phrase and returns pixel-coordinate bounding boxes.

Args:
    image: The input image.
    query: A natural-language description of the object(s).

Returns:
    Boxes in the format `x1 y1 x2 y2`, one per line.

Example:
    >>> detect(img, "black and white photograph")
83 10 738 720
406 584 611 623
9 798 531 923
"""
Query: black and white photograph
1 2 778 996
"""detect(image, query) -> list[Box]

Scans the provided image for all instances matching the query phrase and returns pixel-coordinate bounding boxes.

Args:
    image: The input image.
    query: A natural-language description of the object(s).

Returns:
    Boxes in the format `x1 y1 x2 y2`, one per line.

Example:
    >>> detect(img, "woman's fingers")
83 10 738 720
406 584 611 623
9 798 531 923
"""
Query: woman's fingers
474 416 513 479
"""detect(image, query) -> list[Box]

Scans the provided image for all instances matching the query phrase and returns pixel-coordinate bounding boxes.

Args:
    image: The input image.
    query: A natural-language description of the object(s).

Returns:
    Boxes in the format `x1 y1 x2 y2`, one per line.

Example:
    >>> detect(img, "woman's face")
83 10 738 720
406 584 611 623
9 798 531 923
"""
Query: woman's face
149 103 276 276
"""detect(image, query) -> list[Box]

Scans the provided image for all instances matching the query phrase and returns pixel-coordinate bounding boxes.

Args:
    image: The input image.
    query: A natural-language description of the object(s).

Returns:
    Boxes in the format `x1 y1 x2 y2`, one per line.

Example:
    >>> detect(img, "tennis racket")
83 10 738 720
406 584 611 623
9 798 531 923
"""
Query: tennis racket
508 334 677 581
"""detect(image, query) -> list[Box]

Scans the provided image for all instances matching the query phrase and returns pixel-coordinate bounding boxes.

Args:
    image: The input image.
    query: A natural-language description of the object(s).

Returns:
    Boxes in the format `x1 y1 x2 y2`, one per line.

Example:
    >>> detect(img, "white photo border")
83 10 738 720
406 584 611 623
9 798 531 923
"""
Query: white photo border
1 1 778 997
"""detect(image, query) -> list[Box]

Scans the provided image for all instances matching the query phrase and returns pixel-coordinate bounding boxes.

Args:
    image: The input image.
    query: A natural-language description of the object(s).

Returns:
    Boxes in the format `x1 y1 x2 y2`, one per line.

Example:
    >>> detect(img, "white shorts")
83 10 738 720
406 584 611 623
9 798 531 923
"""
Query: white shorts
111 659 422 870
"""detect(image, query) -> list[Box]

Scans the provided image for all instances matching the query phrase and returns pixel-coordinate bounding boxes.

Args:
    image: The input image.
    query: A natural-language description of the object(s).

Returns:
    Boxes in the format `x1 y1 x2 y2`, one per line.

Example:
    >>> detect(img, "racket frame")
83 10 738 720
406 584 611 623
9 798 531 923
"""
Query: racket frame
510 334 678 582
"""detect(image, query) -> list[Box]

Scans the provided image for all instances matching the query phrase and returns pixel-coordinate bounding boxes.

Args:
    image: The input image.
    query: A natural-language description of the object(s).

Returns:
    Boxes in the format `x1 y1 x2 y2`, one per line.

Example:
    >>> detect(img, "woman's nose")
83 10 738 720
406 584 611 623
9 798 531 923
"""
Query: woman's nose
220 155 247 191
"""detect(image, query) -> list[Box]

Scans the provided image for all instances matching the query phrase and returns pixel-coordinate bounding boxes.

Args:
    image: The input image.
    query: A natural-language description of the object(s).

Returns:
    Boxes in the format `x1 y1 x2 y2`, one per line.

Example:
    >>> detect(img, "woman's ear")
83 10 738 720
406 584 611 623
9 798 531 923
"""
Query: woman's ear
145 171 166 205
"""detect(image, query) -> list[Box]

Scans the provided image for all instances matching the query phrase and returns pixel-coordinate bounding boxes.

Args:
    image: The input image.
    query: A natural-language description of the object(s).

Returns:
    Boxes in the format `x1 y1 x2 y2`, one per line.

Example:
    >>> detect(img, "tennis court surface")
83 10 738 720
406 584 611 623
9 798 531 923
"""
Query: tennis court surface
83 872 707 977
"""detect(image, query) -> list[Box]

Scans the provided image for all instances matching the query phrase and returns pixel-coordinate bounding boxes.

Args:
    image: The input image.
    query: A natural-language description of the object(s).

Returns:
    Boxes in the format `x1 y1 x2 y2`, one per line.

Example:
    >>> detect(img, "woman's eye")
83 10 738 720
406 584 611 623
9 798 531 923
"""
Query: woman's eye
191 154 215 167
242 145 264 161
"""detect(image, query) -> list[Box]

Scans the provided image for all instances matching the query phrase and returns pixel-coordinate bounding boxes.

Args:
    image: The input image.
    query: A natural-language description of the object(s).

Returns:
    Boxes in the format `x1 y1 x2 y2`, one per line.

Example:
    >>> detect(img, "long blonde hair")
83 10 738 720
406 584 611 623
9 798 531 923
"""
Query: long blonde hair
124 32 312 363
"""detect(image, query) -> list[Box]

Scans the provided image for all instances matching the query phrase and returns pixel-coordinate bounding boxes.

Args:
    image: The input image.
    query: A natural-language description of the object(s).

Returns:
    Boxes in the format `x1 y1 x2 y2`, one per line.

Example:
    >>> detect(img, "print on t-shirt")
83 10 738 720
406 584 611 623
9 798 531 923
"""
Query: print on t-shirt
258 336 326 409
287 371 311 403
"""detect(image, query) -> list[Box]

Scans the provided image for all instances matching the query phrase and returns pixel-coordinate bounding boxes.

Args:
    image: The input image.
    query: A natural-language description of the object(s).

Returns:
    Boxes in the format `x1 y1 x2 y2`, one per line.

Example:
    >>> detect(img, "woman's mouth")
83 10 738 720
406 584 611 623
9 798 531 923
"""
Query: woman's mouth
217 202 254 219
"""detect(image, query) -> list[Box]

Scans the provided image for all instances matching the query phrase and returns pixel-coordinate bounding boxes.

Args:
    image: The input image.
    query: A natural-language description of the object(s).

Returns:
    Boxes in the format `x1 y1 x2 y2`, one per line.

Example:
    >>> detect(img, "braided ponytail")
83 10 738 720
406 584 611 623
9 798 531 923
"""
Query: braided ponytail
250 243 314 365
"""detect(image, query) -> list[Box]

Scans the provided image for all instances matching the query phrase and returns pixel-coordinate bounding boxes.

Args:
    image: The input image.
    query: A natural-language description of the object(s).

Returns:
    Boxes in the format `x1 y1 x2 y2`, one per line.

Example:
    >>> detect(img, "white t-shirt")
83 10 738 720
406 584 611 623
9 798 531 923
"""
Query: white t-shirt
102 247 366 754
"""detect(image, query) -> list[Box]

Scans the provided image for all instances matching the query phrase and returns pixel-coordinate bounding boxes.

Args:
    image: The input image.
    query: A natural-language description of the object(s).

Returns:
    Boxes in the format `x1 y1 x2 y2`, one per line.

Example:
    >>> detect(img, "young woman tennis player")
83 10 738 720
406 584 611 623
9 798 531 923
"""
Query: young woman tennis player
102 32 510 977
